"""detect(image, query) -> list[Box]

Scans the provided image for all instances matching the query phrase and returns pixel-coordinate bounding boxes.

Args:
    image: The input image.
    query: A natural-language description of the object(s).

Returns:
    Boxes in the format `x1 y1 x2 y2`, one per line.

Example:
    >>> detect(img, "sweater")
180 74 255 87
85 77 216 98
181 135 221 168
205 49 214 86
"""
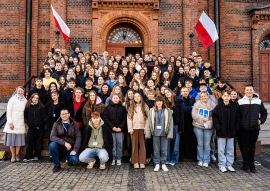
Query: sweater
127 104 149 132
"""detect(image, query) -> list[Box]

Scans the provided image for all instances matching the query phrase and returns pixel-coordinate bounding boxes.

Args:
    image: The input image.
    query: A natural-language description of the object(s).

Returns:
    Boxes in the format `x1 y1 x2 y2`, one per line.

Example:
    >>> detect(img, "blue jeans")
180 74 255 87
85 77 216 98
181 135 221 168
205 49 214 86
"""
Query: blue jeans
167 125 180 163
112 132 124 160
217 138 234 167
49 142 79 167
193 127 214 164
153 136 168 165
79 148 109 165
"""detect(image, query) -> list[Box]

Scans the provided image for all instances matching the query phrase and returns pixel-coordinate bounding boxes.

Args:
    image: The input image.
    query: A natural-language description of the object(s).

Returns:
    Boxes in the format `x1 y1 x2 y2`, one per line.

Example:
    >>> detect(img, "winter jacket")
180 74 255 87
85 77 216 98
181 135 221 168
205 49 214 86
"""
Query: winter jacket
98 93 110 104
212 99 241 138
65 96 86 128
79 119 113 161
103 101 127 132
143 60 155 78
75 74 84 88
159 63 168 73
144 98 155 109
61 88 74 103
192 99 216 129
120 86 130 96
174 98 185 133
4 95 27 134
28 86 47 105
238 94 268 131
212 85 231 101
180 96 195 114
82 97 105 126
145 108 174 139
185 75 200 88
44 100 65 128
52 70 66 81
127 104 149 132
50 117 82 153
24 104 46 128
195 94 217 105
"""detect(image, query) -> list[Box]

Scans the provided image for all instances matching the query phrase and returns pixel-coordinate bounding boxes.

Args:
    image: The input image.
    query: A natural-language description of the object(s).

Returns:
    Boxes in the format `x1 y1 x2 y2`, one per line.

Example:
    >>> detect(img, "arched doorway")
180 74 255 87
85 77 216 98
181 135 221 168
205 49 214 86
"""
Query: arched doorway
259 33 270 101
106 23 143 57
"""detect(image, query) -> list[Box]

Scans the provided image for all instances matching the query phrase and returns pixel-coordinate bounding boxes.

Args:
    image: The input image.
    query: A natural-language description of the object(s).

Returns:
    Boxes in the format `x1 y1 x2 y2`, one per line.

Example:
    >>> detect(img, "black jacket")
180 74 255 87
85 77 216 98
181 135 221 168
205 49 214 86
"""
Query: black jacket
79 121 113 161
144 98 154 109
212 99 241 138
52 70 66 81
61 88 74 103
120 86 129 97
238 94 268 131
103 101 127 132
44 100 65 128
185 75 200 89
50 117 82 153
28 86 47 105
175 98 185 133
98 93 110 104
24 104 46 128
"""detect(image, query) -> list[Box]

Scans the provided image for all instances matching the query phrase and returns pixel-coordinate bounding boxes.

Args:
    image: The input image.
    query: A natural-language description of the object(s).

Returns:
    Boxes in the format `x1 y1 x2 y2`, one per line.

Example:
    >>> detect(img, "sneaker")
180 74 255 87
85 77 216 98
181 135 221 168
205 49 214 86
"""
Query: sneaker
227 166 236 172
116 160 121 166
23 159 32 162
198 162 203 166
154 164 160 172
146 158 151 164
211 155 217 161
202 163 208 167
134 163 139 169
219 166 227 173
87 159 96 169
52 165 61 173
33 157 39 161
254 161 261 166
169 161 175 166
140 164 145 169
100 164 106 170
166 161 170 165
111 160 115 165
162 164 169 172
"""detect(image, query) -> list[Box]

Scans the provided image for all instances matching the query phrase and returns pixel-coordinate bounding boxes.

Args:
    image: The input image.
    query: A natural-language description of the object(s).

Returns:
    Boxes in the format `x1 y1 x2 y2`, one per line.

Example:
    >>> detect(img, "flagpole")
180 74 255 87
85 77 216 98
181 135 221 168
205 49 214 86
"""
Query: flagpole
214 0 220 77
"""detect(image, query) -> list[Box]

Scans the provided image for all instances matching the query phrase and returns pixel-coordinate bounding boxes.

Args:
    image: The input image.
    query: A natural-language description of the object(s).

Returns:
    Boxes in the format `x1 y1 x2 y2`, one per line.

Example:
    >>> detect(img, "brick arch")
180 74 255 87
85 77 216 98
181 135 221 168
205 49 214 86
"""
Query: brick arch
252 23 270 93
97 13 152 54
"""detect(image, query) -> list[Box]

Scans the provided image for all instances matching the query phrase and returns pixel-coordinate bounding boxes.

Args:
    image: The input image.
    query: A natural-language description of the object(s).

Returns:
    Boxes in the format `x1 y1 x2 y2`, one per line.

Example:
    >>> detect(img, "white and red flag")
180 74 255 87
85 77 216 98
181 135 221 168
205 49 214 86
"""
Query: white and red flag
51 5 70 44
195 11 219 49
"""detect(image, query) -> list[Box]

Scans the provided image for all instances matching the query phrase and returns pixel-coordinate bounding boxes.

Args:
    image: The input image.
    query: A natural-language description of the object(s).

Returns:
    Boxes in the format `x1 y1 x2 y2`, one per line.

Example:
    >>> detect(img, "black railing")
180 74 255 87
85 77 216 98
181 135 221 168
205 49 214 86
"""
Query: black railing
0 76 37 128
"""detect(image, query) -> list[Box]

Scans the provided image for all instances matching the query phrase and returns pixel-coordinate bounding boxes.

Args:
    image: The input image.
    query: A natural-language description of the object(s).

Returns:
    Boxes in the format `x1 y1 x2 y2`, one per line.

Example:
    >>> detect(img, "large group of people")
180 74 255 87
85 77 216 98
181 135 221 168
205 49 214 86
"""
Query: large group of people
3 47 268 174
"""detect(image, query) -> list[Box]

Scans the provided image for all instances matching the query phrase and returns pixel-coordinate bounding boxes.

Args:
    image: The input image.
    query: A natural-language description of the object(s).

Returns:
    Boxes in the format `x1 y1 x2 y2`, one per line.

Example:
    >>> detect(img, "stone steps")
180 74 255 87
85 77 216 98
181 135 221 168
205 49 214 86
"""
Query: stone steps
259 102 270 145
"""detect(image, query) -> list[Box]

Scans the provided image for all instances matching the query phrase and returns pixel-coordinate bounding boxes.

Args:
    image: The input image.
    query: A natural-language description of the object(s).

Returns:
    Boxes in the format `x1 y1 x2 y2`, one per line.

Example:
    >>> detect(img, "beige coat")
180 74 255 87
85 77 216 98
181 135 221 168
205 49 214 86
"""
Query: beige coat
145 108 174 139
192 99 216 129
127 104 148 132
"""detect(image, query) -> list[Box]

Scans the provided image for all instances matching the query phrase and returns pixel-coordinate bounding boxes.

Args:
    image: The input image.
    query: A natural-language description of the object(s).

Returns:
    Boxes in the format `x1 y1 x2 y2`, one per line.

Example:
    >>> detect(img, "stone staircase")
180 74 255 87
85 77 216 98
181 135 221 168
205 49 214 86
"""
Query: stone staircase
259 102 270 145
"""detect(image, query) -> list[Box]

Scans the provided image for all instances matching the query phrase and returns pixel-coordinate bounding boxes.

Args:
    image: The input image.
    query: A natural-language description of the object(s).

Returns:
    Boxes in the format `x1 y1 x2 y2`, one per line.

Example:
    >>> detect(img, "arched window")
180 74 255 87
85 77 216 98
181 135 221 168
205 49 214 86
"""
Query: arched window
107 27 142 43
260 34 270 50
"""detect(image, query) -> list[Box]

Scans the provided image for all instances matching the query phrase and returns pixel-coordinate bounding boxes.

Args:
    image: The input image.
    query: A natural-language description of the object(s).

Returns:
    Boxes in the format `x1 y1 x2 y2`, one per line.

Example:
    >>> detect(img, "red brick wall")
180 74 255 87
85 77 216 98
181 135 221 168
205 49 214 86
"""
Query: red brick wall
1 0 270 101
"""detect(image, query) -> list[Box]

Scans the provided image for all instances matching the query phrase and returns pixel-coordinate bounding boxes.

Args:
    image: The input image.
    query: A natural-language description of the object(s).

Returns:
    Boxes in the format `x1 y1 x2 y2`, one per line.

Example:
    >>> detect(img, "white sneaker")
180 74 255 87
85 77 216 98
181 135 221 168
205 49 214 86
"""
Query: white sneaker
154 164 160 171
116 160 121 166
227 166 236 172
202 163 208 167
198 162 203 166
219 166 227 173
100 164 106 170
162 164 169 172
111 160 115 165
87 159 96 169
211 155 217 161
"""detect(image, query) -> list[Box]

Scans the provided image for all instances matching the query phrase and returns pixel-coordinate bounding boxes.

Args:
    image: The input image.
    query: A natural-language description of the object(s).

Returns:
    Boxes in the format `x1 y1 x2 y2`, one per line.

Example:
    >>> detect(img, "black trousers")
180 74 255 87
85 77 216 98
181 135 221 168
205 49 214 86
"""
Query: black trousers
240 129 259 163
25 127 44 159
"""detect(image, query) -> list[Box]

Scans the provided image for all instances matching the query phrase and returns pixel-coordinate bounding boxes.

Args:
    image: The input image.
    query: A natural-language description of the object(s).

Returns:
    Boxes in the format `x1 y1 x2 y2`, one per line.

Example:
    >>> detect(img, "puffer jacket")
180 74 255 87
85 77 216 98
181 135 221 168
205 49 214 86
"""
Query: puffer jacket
212 98 240 138
82 97 105 126
103 101 127 132
24 104 46 128
192 99 216 129
238 94 267 131
145 108 174 139
4 95 27 134
50 117 82 153
127 104 149 132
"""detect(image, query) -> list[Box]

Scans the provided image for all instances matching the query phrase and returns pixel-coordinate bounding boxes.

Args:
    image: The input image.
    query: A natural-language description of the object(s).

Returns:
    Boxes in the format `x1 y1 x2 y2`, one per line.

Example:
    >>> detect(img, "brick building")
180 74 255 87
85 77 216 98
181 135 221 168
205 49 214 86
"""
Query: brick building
1 0 270 102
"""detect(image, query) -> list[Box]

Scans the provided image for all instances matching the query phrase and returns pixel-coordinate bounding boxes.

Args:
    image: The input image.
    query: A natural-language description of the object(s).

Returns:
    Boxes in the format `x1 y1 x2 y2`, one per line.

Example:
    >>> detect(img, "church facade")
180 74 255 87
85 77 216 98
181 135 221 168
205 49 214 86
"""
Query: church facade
0 0 270 101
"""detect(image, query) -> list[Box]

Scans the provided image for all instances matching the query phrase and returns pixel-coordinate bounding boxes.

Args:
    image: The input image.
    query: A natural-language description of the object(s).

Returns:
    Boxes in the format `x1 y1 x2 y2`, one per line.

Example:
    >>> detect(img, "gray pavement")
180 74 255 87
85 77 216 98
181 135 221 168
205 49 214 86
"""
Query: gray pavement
0 146 270 191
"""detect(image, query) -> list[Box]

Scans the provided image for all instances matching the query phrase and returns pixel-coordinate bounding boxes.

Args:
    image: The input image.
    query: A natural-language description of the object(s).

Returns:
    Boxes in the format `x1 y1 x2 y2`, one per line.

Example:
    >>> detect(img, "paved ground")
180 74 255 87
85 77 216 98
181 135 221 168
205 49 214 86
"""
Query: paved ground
0 146 270 191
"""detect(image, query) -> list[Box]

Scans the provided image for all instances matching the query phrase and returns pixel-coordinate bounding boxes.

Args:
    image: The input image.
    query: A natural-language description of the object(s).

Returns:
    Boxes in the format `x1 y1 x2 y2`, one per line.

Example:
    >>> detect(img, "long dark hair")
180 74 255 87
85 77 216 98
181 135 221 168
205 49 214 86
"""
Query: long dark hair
25 93 44 109
87 90 98 111
153 95 167 111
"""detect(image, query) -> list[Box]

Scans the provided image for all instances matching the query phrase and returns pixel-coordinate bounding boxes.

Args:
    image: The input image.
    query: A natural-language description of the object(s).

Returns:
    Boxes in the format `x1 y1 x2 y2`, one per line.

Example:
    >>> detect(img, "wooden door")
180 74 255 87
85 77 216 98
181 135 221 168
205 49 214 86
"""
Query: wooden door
260 51 270 101
107 47 125 57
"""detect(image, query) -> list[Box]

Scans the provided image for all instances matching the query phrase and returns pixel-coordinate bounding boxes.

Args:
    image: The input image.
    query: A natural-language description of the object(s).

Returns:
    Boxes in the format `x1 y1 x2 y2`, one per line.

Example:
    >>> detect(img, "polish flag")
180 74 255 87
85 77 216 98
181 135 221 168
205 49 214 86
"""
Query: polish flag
195 11 219 49
51 5 70 44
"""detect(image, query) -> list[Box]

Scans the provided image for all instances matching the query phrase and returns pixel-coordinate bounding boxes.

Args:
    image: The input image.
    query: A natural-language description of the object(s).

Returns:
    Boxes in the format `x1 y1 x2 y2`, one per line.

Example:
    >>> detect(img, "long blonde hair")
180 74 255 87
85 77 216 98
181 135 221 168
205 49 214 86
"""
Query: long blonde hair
128 92 148 120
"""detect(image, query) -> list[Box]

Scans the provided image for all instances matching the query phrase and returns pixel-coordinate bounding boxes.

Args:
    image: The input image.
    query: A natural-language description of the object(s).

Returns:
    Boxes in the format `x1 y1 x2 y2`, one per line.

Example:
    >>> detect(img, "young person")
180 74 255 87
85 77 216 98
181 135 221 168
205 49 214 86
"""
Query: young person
79 112 113 170
61 78 76 103
103 94 127 166
212 77 231 101
82 90 105 127
127 93 149 169
23 93 46 161
117 74 129 96
28 77 47 105
106 70 118 91
98 84 110 104
192 91 216 167
83 78 98 98
145 95 174 172
212 90 240 172
123 89 134 111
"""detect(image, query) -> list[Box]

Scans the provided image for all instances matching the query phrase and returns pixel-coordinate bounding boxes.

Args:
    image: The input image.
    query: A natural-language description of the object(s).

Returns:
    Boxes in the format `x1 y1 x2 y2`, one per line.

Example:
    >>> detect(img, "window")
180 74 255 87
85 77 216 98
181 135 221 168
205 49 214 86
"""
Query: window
107 27 142 43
